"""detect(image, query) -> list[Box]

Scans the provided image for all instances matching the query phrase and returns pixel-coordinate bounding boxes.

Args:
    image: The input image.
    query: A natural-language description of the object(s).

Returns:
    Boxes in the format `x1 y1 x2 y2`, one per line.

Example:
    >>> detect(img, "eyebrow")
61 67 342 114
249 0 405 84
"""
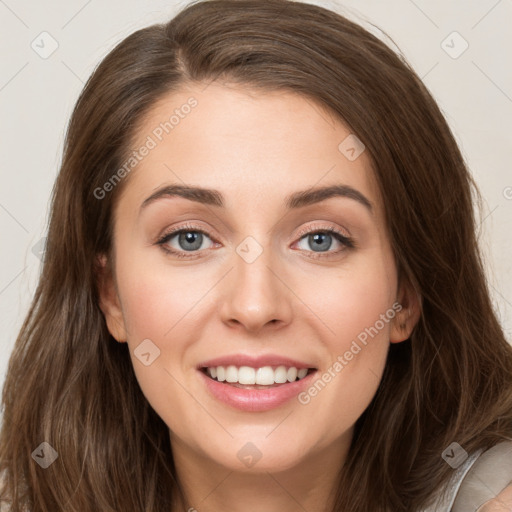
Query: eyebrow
140 183 373 214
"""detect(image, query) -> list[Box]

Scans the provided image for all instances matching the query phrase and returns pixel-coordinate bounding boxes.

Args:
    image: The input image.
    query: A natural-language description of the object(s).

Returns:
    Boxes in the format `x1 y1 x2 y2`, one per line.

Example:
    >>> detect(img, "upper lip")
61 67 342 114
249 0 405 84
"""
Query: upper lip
197 354 317 370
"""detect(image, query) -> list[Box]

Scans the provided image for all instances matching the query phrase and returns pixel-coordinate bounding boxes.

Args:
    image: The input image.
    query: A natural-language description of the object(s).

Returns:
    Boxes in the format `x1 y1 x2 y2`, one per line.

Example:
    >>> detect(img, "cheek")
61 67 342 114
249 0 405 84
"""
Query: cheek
117 258 203 341
121 280 174 341
115 263 199 425
301 298 393 439
115 256 216 395
309 258 396 347
305 254 396 408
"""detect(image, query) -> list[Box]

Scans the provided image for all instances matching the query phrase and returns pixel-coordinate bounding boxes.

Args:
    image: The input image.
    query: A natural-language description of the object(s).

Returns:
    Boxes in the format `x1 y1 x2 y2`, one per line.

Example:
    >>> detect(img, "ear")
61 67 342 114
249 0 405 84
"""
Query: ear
389 276 421 344
95 254 128 343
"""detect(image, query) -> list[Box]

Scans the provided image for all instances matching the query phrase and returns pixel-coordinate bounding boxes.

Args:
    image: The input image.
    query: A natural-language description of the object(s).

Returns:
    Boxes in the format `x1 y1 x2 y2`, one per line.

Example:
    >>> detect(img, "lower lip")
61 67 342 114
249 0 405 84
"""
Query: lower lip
198 369 317 412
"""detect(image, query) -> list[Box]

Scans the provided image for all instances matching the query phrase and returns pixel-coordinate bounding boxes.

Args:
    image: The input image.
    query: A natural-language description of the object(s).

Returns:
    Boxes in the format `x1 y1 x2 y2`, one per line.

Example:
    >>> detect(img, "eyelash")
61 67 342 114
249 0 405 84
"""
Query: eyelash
155 222 355 260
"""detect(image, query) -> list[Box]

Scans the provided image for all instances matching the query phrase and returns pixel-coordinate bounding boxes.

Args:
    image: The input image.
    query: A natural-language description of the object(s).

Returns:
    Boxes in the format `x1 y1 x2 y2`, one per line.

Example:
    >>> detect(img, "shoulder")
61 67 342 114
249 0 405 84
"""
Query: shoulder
452 440 512 512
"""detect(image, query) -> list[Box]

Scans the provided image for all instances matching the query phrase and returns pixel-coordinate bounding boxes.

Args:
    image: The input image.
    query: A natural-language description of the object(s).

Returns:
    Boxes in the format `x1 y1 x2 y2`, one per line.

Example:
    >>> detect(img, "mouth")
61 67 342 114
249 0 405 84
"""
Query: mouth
200 365 317 389
198 363 319 411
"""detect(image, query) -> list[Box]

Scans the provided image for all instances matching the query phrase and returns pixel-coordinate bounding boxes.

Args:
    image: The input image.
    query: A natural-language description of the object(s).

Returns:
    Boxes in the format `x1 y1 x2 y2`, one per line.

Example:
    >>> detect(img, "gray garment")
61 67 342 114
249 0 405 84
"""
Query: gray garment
420 441 512 512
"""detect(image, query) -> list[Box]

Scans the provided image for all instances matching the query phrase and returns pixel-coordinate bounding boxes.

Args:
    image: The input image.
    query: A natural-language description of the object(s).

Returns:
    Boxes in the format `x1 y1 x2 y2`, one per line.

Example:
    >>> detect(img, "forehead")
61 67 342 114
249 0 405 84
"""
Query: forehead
121 82 382 217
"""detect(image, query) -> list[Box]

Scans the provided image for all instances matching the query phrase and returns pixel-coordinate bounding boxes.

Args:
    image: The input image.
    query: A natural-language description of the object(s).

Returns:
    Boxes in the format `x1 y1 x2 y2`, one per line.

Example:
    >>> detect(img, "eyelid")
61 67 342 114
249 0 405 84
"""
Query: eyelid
294 222 351 241
156 221 351 243
156 222 213 243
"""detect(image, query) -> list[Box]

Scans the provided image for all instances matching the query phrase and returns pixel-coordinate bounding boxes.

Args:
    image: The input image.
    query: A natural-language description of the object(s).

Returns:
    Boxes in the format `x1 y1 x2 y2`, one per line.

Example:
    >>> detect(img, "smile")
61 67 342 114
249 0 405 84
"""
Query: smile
198 364 318 412
202 365 313 387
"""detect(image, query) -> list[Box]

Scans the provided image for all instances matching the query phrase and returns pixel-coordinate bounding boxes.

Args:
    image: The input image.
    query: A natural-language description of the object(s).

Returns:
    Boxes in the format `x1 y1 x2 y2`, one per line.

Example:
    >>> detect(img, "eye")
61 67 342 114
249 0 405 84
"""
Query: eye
156 223 217 259
293 225 355 259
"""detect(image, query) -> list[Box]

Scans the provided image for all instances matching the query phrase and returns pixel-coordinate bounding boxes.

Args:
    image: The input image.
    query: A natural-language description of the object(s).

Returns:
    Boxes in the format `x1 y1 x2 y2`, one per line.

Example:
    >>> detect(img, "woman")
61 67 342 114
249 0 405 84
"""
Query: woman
1 0 511 510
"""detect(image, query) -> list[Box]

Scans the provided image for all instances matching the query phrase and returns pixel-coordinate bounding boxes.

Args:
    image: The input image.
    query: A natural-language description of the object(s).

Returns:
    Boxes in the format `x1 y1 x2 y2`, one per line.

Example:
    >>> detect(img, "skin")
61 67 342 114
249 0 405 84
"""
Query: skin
477 484 512 512
98 82 420 512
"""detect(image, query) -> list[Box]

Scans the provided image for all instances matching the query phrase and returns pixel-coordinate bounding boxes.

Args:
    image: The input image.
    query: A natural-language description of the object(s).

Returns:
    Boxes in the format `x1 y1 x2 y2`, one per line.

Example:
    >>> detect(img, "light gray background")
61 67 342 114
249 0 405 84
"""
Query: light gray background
1 0 511 395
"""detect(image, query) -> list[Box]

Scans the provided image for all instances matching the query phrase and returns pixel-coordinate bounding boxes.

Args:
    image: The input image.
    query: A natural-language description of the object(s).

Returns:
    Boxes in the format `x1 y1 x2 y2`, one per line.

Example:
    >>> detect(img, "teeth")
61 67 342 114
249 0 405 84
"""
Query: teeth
205 365 312 385
256 366 273 385
225 366 238 383
287 367 298 381
216 366 225 382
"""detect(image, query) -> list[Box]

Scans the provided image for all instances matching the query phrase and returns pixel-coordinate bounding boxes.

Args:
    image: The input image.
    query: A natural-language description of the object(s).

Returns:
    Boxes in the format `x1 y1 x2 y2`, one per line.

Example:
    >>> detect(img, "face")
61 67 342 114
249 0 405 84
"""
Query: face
98 82 417 475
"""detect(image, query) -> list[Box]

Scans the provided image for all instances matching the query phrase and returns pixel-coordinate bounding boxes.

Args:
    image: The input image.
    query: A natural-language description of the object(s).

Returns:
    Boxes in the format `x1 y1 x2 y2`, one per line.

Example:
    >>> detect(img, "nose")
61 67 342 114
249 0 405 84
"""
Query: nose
218 241 293 334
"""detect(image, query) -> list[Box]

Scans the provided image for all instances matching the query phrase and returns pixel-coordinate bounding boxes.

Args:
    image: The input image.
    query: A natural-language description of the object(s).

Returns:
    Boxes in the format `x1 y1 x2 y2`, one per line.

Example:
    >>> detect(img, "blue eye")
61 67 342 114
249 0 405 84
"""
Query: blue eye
296 229 354 254
156 224 215 258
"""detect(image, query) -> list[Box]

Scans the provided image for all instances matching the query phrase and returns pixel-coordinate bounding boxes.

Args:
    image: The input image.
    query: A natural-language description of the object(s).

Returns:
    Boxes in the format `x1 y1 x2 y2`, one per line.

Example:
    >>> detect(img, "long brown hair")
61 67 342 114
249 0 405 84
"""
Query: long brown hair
1 1 511 510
